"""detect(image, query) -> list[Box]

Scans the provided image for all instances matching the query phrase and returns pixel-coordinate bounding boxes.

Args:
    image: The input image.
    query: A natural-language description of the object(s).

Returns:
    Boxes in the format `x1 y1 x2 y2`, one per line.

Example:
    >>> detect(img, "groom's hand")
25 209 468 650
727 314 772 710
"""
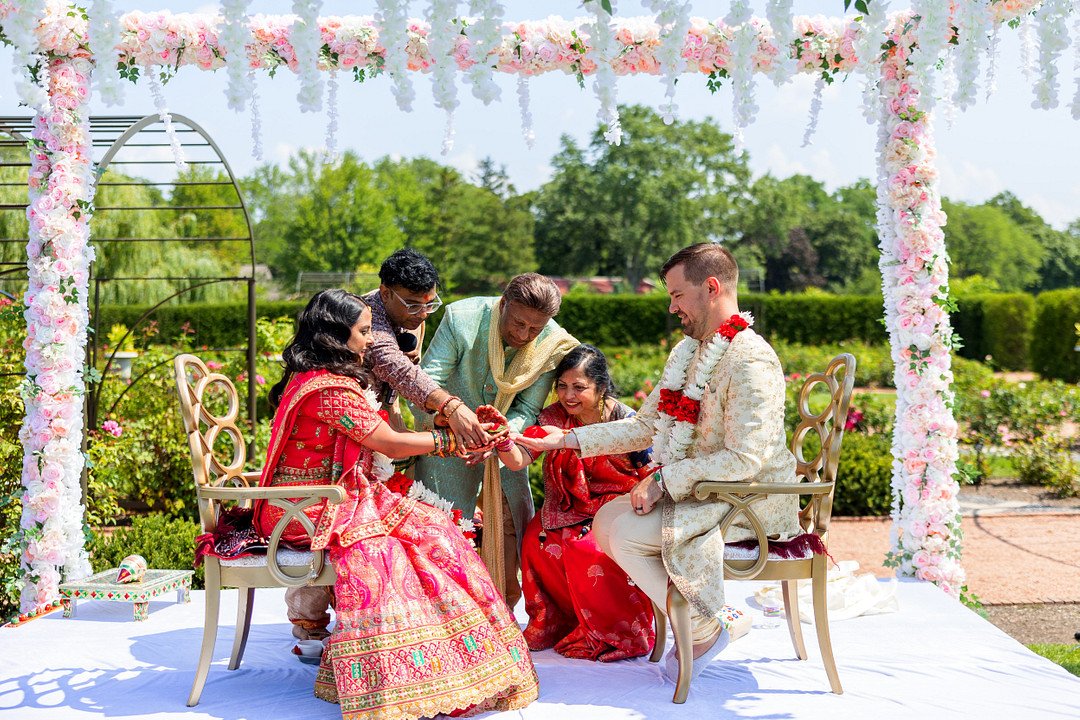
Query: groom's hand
630 476 663 515
512 427 569 454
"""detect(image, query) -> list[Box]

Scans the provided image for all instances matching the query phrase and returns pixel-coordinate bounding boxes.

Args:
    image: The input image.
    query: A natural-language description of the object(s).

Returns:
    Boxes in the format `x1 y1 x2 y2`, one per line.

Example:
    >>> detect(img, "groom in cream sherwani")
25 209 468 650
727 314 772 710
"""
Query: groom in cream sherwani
518 243 802 678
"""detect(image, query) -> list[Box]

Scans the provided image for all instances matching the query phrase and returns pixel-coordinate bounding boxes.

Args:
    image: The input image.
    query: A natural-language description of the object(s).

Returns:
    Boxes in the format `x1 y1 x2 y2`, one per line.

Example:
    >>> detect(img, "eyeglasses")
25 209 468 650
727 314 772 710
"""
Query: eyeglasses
388 286 442 315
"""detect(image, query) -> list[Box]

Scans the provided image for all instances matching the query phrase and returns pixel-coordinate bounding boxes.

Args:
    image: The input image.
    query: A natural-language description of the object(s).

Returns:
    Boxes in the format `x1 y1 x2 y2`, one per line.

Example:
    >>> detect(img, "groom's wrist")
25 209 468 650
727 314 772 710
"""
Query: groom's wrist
652 467 665 494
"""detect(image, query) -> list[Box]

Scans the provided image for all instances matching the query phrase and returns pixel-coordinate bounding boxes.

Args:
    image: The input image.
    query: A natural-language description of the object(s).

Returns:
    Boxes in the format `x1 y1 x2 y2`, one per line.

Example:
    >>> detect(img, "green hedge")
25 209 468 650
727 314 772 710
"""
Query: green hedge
953 293 1034 371
834 432 894 517
1031 289 1080 383
89 514 204 589
92 290 1080 380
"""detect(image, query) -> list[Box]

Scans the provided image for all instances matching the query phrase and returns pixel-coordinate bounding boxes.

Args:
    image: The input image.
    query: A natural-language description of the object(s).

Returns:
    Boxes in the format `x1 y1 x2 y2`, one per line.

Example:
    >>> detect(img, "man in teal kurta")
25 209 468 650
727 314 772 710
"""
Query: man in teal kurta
413 274 578 606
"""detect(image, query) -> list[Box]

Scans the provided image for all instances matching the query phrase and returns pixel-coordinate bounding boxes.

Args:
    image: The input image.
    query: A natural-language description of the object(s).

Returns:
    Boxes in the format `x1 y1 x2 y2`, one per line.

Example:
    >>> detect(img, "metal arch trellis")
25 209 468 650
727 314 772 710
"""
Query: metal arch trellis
0 113 259 500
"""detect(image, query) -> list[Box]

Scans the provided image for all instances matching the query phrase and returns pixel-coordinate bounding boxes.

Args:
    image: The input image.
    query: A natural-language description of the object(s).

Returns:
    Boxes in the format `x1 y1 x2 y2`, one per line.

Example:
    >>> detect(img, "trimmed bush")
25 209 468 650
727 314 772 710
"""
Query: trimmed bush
1031 289 1080 382
95 300 306 349
954 293 1034 370
741 293 888 345
89 514 204 589
833 432 894 517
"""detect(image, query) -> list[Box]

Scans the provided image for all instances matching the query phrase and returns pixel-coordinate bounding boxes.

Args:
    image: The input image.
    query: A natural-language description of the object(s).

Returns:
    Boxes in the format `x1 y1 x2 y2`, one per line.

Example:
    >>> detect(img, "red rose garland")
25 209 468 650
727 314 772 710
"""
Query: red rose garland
657 314 750 427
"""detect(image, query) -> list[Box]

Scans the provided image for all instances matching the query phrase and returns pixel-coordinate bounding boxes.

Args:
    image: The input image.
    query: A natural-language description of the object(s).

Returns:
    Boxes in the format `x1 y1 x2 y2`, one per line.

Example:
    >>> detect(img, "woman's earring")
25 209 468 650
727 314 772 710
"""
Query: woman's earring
596 394 605 420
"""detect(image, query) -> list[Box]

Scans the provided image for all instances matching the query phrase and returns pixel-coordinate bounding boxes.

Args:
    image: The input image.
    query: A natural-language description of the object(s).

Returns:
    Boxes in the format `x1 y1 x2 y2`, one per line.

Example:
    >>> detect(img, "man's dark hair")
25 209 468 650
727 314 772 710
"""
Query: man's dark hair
379 248 439 293
660 243 739 292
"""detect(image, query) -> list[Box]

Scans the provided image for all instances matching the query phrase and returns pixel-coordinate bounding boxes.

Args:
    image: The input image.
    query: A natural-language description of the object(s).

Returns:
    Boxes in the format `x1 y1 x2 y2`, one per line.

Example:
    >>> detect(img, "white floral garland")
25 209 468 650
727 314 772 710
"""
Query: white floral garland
220 0 253 112
855 0 890 123
375 0 415 111
516 76 535 148
144 67 188 170
8 0 50 111
644 0 692 123
908 0 951 110
464 0 504 104
291 0 324 112
764 0 795 86
1018 12 1036 84
325 69 339 159
1072 9 1080 120
87 0 125 106
725 0 758 149
652 313 754 466
952 0 990 111
426 0 460 154
1032 0 1071 110
248 69 263 161
984 25 1001 100
802 75 824 147
587 1 622 145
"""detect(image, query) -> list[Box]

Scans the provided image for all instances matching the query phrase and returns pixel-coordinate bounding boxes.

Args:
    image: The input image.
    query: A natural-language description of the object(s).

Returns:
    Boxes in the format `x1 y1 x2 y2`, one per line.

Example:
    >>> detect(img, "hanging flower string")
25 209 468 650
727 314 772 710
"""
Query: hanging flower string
426 0 460 155
516 75 535 148
248 69 263 161
291 0 324 112
325 69 339 159
220 0 253 112
645 0 693 124
1032 0 1071 110
952 0 990 111
764 0 795 86
7 0 50 111
725 0 758 149
87 0 124 106
588 0 623 145
801 75 825 147
144 67 188 170
375 0 415 111
1072 8 1080 119
463 0 504 104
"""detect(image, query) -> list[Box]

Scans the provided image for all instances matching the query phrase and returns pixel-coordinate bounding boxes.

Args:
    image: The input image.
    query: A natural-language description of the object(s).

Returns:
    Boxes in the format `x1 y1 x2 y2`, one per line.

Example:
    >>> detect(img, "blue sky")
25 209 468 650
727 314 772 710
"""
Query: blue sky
4 1 1078 228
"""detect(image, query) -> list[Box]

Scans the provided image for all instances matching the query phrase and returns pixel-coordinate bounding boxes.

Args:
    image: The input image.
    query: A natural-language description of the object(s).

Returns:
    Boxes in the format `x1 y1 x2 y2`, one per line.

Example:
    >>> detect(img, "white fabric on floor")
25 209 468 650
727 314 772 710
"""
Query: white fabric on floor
1 579 1076 720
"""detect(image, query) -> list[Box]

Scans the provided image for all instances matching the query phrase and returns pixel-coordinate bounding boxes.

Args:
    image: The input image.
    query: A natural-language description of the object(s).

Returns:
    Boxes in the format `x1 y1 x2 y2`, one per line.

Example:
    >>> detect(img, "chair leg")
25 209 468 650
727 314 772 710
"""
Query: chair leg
811 556 843 695
650 601 666 663
188 560 221 707
228 587 255 671
782 579 808 661
667 586 693 704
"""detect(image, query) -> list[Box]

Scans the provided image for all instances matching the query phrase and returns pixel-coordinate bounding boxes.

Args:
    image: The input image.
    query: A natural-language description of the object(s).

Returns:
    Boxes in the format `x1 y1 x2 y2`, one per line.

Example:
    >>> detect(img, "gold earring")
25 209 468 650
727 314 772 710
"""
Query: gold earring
596 393 605 419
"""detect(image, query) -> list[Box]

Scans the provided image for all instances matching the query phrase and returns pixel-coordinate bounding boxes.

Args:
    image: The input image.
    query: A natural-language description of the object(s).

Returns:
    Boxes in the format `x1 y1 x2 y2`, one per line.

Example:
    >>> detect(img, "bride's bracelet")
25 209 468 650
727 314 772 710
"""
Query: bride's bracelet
429 428 459 457
494 435 515 453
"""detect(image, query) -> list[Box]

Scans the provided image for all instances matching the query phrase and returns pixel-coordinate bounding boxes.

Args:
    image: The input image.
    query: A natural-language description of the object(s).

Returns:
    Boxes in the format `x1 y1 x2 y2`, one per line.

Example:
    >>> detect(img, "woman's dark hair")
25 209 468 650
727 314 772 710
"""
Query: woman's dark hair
379 248 440 293
555 344 617 399
268 289 370 410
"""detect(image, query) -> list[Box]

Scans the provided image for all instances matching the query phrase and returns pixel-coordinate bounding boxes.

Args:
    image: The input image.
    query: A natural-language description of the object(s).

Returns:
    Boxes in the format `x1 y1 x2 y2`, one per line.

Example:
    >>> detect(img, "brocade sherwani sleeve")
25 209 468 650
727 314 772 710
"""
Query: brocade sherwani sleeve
574 382 660 458
662 351 788 503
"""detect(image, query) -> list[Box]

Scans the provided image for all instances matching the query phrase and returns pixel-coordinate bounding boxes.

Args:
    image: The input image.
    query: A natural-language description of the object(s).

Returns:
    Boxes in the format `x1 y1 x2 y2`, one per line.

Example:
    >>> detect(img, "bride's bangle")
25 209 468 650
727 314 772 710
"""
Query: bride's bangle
494 435 515 453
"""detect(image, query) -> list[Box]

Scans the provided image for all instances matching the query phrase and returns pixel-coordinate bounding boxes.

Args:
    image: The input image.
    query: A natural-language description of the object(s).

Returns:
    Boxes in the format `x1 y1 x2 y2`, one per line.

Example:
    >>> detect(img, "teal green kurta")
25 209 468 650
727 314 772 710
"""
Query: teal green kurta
412 297 570 551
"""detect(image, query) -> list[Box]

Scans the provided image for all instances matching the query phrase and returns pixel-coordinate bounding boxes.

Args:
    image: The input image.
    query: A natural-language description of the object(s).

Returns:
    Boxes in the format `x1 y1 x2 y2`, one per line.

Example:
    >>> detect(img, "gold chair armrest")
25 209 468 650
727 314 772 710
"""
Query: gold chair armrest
242 470 263 484
198 484 347 505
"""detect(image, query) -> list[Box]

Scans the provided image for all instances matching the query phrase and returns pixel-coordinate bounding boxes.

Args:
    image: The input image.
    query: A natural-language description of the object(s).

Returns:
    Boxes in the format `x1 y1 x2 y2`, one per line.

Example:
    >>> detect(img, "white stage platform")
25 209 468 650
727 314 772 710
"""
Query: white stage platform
1 579 1077 720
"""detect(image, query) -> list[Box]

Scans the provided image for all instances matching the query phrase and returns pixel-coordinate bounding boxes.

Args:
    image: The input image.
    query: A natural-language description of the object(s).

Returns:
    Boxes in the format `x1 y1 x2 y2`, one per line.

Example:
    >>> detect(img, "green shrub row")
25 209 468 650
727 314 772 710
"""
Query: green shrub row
1031 289 1080 383
94 289 1078 378
953 293 1035 371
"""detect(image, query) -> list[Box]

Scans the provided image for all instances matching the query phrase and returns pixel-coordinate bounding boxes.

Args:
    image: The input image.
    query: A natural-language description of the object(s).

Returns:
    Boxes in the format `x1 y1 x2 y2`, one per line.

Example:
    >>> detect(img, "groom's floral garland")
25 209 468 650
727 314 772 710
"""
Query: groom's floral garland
653 313 751 465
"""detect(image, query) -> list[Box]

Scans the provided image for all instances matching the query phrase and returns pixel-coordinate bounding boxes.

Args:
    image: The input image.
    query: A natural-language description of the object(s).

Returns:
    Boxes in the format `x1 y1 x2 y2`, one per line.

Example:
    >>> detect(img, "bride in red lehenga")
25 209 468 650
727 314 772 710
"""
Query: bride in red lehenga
495 344 656 662
251 289 538 720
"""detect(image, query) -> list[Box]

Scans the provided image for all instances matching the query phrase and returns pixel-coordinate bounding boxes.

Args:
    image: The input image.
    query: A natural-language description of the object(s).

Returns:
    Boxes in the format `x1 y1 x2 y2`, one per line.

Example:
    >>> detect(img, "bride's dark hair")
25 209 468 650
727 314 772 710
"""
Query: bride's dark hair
269 289 370 410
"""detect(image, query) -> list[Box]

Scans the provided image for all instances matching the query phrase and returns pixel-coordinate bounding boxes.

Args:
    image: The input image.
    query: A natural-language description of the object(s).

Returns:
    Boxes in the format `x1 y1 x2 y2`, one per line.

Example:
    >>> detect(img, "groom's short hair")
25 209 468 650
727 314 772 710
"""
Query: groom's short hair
502 273 562 316
661 243 739 293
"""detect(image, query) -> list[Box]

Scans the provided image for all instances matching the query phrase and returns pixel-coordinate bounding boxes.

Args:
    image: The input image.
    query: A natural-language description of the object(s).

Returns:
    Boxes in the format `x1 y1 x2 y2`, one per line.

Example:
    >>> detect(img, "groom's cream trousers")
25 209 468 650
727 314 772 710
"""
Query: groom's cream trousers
594 495 722 645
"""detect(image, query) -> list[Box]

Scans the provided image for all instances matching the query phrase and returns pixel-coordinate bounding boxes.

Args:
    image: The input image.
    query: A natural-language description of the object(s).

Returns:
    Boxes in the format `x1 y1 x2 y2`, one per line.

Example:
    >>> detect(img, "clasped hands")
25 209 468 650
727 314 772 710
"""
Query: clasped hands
436 404 511 465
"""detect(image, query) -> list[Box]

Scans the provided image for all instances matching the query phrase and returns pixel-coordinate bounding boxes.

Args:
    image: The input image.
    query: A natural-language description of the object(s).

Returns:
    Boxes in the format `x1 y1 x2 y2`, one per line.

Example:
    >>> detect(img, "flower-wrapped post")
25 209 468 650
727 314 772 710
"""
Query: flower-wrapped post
16 14 97 612
875 13 965 597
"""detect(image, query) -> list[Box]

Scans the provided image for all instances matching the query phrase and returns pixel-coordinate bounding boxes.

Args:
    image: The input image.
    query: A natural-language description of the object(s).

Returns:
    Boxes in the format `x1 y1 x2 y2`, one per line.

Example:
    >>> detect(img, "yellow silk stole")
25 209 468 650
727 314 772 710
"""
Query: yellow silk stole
482 298 578 594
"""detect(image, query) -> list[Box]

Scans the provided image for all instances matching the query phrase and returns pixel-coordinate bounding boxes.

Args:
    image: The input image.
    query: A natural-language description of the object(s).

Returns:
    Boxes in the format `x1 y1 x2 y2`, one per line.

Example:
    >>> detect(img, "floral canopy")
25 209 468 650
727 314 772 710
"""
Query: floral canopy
1 0 1074 613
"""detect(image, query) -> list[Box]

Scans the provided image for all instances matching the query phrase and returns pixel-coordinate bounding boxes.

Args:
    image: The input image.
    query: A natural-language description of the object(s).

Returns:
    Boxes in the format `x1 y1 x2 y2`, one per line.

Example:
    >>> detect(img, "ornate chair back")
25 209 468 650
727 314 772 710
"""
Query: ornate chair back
789 353 856 538
174 353 253 534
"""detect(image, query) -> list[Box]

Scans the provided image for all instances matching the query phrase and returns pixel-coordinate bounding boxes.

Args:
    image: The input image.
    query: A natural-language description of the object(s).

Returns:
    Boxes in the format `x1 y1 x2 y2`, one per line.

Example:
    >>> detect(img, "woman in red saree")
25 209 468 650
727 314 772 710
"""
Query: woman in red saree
252 289 538 720
495 344 655 662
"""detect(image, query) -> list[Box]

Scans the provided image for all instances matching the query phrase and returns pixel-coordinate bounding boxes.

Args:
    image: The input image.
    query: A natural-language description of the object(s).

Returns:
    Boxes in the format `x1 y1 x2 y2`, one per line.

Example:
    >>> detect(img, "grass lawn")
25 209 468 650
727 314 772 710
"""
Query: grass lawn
1028 644 1080 676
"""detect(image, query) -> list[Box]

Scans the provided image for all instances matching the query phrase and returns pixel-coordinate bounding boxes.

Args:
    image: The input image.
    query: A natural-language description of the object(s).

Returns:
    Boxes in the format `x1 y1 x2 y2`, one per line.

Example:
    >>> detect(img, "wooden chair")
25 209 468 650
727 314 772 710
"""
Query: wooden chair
174 354 344 707
651 353 856 703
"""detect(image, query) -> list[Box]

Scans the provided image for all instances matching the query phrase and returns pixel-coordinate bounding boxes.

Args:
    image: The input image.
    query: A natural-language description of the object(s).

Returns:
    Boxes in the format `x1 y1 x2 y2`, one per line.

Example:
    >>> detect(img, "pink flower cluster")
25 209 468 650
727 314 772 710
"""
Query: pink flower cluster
877 14 965 597
101 420 123 437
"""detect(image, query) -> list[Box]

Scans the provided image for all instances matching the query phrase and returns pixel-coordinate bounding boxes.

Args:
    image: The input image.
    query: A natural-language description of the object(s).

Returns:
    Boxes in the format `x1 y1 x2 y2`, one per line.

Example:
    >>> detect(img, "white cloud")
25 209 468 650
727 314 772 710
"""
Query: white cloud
936 158 1006 205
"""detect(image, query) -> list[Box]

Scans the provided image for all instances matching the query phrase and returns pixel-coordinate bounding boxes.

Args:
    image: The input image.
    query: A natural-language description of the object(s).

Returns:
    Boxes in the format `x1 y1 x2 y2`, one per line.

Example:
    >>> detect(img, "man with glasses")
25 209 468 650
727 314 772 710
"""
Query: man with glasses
361 248 491 447
285 248 491 645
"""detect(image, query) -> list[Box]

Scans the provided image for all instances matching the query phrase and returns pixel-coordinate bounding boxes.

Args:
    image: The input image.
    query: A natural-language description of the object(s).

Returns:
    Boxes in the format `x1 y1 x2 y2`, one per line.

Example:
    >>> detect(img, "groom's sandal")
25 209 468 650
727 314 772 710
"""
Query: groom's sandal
664 627 731 683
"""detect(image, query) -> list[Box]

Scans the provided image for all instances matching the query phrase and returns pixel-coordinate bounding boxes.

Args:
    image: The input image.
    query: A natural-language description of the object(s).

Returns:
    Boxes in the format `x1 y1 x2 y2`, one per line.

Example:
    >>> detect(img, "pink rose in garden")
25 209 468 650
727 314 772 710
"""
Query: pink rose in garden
102 420 122 437
206 360 224 370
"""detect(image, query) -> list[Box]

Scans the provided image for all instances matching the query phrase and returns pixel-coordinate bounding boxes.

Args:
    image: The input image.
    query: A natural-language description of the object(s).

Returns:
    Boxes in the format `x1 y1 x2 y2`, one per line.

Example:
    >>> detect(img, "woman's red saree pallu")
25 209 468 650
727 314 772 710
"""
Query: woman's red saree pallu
256 371 539 720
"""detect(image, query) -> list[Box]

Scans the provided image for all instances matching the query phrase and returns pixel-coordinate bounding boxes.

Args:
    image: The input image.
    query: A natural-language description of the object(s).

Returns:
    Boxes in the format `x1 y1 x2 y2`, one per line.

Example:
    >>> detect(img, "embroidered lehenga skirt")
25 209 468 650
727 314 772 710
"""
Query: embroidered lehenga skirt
313 489 538 720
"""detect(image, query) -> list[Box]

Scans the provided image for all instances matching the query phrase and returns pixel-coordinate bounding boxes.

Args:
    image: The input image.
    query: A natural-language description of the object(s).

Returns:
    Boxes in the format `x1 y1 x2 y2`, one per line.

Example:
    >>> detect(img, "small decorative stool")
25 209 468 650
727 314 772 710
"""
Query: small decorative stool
60 568 194 621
